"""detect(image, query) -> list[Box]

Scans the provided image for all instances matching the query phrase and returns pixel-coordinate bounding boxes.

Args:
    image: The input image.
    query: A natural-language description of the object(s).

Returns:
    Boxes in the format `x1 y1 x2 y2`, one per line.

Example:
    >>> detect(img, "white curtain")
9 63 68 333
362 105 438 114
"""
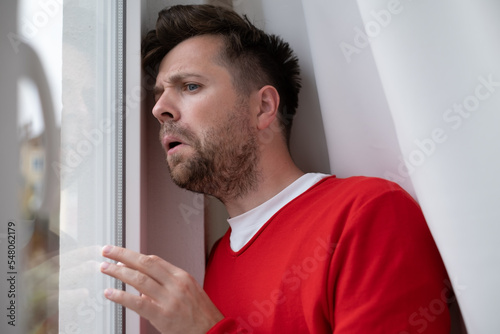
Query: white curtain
301 0 500 333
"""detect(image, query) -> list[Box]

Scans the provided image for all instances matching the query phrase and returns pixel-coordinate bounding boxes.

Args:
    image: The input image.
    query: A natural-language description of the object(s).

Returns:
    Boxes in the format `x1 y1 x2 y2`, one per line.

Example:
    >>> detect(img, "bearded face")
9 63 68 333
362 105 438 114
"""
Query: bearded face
153 35 264 202
159 103 261 202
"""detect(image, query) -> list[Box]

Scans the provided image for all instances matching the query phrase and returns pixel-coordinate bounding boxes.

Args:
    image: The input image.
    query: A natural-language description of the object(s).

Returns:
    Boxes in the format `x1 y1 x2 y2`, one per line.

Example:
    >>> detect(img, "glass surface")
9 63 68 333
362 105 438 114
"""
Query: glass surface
16 0 124 333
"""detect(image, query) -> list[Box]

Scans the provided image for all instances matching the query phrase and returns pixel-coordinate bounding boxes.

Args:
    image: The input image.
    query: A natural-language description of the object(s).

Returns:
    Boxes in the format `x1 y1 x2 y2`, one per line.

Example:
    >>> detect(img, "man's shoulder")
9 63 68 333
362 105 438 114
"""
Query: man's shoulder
310 174 406 198
294 175 417 217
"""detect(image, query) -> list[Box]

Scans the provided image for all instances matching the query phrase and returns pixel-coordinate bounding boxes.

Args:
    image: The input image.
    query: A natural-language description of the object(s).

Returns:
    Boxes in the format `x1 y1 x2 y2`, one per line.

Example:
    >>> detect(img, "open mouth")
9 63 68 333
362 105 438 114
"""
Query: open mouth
168 141 182 150
162 134 189 155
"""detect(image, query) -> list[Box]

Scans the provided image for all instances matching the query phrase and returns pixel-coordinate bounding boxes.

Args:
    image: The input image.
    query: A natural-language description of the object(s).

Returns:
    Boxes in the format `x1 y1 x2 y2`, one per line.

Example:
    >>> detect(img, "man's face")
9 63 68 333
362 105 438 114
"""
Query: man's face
152 35 261 201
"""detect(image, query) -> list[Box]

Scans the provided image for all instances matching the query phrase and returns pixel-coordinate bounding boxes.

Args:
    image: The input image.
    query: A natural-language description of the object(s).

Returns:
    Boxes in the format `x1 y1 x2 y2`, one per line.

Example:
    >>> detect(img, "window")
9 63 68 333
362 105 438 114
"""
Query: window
14 1 125 333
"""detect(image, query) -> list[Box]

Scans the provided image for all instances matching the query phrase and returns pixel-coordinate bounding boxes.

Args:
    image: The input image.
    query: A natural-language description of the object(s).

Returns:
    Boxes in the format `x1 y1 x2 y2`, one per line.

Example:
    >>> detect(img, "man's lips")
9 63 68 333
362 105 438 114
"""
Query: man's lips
162 135 187 155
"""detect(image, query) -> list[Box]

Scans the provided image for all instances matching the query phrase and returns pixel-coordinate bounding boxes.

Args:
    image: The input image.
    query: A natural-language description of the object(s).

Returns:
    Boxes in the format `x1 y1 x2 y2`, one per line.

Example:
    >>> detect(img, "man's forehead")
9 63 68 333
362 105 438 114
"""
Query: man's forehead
155 35 228 85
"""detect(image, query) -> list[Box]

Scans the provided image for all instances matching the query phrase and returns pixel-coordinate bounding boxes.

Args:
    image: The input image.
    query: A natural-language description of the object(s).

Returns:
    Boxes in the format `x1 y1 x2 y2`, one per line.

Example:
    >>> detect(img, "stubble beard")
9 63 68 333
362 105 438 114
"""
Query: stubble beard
161 109 261 203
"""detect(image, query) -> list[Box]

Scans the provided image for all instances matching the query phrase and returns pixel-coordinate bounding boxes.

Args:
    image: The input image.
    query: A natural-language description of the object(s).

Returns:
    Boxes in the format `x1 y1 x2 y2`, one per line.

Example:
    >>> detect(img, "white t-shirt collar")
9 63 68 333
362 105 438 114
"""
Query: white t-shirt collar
227 173 329 252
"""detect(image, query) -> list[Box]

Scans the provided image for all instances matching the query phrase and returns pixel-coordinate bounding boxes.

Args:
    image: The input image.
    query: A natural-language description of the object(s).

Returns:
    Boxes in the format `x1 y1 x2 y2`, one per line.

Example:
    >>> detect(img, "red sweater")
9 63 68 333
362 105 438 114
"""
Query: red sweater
204 176 451 333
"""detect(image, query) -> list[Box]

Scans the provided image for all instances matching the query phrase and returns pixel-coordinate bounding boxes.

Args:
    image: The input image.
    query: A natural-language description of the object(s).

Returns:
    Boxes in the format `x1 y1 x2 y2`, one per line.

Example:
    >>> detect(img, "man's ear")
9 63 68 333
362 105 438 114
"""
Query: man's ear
256 85 280 130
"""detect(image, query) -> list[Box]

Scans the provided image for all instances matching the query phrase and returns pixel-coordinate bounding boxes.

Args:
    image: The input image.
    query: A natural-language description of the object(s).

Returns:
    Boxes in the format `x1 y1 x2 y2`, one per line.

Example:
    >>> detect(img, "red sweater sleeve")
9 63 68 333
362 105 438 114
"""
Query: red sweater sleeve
330 188 450 333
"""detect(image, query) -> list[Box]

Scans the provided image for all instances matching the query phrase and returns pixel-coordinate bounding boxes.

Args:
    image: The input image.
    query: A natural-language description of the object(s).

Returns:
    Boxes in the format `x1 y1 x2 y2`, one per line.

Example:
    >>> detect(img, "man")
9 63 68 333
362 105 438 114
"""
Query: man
101 5 451 333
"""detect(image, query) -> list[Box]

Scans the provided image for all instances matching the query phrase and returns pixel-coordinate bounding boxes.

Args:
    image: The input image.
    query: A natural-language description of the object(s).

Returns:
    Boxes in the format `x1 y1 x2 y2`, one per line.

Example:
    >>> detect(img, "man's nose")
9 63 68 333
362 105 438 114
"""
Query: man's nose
152 92 180 123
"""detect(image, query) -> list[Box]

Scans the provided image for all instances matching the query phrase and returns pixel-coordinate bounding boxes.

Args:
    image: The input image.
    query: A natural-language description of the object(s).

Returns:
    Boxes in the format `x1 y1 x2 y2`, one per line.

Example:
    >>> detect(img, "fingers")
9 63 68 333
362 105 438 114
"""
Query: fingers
100 261 165 301
100 249 179 330
100 246 224 333
101 245 179 283
103 288 164 324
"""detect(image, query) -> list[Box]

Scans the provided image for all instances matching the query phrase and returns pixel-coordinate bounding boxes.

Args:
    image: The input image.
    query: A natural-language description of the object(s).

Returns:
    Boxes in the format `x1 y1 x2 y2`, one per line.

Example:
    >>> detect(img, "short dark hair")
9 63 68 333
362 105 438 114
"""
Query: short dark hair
141 4 301 144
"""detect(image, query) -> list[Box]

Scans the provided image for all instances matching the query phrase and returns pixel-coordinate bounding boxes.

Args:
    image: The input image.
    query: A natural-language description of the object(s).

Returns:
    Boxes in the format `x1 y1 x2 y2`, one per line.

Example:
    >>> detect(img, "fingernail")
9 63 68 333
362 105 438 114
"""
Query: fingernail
100 262 110 271
102 245 113 255
104 288 114 298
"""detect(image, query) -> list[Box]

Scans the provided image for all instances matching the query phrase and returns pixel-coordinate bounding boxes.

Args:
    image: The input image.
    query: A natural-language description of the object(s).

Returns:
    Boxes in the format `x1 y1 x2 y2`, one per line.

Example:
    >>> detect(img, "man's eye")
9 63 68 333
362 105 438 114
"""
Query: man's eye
186 83 199 91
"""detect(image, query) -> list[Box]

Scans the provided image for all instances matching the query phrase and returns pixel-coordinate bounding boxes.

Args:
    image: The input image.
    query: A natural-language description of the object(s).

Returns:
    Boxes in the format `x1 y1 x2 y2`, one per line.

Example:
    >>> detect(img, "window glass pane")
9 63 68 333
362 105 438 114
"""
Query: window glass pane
15 0 63 333
9 0 124 333
59 1 124 333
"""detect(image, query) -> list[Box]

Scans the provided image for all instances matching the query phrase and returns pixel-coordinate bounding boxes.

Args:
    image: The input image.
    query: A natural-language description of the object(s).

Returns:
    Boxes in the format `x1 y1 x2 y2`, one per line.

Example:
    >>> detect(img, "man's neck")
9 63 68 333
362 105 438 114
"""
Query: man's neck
223 152 304 218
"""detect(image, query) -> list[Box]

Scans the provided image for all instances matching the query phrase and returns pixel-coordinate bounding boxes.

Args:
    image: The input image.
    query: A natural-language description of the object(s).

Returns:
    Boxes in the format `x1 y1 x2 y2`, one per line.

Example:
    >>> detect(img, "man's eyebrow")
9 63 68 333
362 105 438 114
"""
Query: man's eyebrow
167 72 204 84
153 72 205 96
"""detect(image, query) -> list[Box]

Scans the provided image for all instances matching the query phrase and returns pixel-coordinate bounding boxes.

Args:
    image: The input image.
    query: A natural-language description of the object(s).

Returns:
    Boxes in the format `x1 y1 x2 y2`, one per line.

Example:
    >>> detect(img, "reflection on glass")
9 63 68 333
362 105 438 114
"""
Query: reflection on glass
17 0 62 332
16 0 123 333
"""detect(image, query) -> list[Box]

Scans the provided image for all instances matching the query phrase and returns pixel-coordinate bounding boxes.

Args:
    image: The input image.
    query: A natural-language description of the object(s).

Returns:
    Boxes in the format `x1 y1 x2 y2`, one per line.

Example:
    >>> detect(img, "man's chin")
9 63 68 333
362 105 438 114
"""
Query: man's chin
167 162 188 184
167 159 201 189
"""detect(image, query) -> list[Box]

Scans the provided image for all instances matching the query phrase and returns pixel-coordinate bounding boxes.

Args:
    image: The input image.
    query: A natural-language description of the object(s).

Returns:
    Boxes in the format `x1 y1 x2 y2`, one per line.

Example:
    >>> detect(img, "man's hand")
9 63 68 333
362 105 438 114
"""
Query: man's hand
100 245 224 333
